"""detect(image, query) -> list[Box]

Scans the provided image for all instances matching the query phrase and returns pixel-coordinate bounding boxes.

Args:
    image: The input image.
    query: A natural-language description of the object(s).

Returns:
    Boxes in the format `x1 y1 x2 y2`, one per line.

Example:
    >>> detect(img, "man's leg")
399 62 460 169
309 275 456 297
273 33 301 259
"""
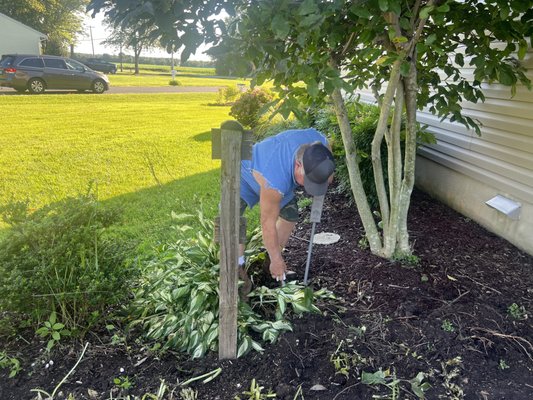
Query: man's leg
276 218 297 248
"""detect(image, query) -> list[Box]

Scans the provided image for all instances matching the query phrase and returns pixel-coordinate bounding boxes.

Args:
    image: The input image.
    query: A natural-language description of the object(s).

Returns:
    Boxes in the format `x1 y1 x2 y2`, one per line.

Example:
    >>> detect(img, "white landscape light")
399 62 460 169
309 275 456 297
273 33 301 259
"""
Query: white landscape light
485 195 521 220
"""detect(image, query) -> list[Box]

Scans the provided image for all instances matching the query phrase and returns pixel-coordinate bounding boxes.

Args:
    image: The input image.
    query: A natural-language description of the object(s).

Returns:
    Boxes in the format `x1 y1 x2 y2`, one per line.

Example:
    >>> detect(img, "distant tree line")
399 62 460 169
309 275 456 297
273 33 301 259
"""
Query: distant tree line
73 52 215 68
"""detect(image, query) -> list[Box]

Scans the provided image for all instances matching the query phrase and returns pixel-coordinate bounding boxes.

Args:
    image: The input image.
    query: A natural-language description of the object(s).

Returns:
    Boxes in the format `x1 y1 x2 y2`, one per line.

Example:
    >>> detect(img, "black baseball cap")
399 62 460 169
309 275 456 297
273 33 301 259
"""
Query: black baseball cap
302 143 335 196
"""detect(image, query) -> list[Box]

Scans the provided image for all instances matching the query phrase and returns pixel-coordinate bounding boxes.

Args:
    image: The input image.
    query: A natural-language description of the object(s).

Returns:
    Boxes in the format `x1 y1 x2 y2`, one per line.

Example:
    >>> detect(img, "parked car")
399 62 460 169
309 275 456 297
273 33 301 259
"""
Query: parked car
81 58 117 74
0 54 110 94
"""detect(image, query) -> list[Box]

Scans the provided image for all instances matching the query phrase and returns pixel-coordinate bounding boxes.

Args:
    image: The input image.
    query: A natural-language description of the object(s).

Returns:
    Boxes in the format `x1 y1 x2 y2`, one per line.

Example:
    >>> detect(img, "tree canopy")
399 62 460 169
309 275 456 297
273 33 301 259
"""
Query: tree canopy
87 0 234 62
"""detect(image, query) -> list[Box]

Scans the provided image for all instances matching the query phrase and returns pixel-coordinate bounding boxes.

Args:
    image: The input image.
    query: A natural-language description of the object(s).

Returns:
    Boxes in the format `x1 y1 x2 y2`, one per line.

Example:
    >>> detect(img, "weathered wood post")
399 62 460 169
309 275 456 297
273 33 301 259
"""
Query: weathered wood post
212 120 252 360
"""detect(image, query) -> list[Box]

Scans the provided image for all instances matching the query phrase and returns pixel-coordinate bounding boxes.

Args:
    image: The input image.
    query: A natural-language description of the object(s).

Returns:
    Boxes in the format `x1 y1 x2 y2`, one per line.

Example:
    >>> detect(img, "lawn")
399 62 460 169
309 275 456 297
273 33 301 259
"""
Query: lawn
109 72 250 87
107 63 249 87
118 63 216 75
0 93 233 242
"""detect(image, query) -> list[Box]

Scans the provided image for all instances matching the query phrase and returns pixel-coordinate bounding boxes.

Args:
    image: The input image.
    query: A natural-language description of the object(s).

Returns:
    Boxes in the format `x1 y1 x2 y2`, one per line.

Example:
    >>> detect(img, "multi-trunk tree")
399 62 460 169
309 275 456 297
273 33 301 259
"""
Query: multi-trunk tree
227 0 532 259
88 0 532 259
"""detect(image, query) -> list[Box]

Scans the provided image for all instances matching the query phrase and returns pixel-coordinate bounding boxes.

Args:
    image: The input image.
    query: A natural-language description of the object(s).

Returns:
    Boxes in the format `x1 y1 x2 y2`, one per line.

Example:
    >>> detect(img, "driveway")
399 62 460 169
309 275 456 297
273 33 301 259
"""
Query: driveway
0 86 220 95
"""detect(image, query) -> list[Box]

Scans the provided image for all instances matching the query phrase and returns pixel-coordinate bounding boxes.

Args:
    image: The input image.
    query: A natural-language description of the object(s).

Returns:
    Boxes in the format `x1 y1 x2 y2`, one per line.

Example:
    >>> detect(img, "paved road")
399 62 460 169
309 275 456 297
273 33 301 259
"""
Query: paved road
0 86 221 95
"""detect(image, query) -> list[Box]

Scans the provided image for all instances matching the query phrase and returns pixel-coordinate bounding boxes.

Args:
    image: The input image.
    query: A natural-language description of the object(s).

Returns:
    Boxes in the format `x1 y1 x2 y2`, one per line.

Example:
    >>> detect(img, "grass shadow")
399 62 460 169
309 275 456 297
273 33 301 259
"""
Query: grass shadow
192 131 212 142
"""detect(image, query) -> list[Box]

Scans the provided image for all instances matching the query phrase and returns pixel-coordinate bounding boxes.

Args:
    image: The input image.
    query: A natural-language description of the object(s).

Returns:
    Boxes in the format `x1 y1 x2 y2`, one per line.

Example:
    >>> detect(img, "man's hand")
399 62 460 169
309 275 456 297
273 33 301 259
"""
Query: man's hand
269 256 287 282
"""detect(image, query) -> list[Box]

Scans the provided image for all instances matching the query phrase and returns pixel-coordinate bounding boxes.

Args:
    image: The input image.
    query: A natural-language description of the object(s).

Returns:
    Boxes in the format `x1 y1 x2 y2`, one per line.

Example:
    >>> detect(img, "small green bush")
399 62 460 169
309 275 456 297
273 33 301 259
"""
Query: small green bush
313 101 390 210
216 85 241 105
253 117 304 142
0 195 136 332
168 79 182 86
230 88 274 128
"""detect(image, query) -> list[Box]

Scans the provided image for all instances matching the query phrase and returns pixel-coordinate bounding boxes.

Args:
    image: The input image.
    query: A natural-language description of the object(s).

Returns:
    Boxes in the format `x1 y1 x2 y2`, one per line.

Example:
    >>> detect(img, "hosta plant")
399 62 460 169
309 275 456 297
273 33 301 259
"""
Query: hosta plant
128 210 333 358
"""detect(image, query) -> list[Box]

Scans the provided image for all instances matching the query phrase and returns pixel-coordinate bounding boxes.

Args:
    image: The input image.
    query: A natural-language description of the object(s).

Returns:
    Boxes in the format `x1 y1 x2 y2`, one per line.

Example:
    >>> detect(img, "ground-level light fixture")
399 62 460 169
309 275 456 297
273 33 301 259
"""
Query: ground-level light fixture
485 194 521 220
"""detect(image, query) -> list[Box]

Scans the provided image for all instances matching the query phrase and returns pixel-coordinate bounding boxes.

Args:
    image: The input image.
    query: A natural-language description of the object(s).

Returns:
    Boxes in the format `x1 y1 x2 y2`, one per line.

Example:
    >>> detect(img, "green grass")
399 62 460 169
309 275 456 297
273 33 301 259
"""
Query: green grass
119 63 216 76
109 72 250 87
0 93 235 242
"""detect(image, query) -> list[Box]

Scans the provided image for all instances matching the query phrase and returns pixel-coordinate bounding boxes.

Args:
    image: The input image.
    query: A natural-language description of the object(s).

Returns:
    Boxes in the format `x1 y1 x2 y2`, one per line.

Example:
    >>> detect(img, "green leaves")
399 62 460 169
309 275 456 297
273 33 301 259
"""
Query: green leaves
378 0 389 12
0 352 21 378
419 5 434 19
35 312 71 352
271 15 290 39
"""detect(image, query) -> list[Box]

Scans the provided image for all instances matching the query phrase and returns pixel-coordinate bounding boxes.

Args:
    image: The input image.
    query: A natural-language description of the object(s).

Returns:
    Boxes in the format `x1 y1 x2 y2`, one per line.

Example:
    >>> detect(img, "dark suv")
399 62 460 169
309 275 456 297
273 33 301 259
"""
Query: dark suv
82 58 117 74
0 54 110 94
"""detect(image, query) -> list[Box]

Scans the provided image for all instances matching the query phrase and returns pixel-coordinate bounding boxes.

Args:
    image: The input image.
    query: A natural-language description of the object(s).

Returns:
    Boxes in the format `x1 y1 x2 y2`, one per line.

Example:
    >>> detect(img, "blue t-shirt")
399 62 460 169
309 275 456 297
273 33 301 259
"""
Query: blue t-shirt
240 128 328 209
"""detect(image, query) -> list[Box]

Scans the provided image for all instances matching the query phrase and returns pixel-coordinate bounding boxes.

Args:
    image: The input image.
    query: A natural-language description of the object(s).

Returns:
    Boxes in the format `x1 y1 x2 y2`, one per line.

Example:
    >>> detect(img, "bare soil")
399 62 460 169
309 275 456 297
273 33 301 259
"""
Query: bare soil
1 188 532 399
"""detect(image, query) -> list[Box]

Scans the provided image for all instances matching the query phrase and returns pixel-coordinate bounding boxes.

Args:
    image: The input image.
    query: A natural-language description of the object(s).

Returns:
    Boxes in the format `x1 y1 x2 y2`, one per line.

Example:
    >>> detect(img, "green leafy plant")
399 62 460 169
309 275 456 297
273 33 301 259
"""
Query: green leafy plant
498 359 510 370
507 303 527 320
169 79 182 86
114 375 134 390
129 210 333 358
441 319 456 333
230 88 274 128
0 195 136 332
0 351 21 378
362 369 401 399
392 252 420 267
297 196 313 210
216 85 241 105
235 379 276 400
362 369 431 399
36 311 71 352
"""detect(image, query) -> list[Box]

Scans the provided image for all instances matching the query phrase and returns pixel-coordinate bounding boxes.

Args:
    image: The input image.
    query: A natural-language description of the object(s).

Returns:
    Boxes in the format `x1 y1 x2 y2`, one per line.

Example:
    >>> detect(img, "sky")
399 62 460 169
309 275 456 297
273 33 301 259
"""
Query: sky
76 12 211 61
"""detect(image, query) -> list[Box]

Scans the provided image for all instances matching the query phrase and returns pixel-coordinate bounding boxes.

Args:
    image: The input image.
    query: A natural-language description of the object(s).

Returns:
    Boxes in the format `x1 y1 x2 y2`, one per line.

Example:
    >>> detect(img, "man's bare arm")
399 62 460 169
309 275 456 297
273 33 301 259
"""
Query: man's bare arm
253 172 287 279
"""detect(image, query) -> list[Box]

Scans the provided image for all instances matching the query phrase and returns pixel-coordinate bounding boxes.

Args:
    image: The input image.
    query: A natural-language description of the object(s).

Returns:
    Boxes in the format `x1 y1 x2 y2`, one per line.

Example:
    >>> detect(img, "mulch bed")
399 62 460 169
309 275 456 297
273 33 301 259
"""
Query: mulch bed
1 188 532 399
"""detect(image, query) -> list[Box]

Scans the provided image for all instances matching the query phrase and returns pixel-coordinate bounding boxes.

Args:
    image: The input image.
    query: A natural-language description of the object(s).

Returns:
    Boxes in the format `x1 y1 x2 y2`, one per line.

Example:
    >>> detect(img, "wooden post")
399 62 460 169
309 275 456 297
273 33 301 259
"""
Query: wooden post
212 120 252 360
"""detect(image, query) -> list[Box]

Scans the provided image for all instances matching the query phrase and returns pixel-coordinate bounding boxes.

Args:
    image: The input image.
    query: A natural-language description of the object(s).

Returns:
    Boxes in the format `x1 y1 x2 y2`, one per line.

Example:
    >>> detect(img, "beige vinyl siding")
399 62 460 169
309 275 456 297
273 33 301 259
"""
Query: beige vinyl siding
415 47 533 254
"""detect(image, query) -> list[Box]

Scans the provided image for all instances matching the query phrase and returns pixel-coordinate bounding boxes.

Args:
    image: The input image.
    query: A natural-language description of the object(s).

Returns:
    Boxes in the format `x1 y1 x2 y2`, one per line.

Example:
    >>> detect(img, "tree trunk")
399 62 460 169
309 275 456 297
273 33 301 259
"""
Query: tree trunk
396 57 418 254
134 45 142 75
371 58 403 258
329 78 384 256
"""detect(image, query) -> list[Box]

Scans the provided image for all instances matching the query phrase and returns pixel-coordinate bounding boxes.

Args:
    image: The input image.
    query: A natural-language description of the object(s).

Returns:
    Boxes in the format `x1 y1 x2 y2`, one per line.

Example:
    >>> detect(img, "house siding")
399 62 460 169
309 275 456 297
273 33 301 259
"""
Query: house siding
0 13 46 55
416 50 533 255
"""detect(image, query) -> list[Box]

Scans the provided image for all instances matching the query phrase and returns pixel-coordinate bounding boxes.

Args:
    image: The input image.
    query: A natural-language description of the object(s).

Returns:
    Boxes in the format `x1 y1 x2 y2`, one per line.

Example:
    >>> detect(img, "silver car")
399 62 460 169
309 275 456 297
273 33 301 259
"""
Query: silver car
0 54 110 94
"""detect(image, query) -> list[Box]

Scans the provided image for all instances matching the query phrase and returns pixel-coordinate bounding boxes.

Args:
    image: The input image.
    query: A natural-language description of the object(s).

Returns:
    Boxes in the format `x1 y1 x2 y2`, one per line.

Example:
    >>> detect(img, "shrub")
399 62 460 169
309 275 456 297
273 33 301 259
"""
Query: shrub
314 100 389 210
253 116 304 142
128 211 333 358
0 195 136 332
216 85 241 105
168 79 182 86
230 88 274 128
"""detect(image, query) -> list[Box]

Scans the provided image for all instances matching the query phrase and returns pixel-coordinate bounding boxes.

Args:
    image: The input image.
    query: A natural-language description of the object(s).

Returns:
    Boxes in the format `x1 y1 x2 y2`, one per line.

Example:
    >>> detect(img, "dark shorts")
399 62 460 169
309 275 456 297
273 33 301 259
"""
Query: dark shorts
240 196 299 222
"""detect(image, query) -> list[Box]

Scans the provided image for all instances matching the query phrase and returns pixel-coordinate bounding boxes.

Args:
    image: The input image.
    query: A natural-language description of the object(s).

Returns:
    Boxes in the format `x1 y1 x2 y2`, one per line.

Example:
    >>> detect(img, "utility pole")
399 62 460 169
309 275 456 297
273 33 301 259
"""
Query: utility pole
89 26 95 56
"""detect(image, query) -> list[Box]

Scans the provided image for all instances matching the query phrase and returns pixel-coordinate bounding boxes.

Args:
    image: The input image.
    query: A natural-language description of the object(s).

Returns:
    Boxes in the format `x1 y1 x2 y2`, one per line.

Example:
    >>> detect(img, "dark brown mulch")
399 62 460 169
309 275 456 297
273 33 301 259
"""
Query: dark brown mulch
1 188 532 400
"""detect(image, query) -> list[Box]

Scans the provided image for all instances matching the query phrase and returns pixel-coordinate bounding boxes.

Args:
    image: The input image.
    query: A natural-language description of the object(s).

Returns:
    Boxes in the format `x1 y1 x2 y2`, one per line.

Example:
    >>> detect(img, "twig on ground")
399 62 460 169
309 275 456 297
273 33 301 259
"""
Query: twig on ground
456 274 502 295
468 327 533 361
283 337 305 369
332 382 360 400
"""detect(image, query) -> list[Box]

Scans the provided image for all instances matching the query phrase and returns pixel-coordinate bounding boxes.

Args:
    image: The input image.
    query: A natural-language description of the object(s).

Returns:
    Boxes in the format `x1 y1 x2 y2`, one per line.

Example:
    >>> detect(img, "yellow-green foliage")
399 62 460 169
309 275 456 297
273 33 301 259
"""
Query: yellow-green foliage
0 93 231 241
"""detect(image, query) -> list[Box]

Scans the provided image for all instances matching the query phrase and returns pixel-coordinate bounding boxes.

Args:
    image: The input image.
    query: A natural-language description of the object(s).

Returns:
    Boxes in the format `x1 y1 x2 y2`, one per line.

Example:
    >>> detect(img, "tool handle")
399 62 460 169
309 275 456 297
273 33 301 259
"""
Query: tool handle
310 195 325 223
303 222 317 285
